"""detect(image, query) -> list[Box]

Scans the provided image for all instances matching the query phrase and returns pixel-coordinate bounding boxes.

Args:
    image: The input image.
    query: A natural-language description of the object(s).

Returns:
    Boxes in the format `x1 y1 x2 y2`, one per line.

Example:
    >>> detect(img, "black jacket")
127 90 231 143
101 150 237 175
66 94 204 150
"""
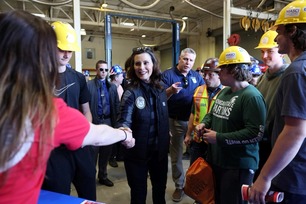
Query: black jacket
87 77 120 126
117 82 170 161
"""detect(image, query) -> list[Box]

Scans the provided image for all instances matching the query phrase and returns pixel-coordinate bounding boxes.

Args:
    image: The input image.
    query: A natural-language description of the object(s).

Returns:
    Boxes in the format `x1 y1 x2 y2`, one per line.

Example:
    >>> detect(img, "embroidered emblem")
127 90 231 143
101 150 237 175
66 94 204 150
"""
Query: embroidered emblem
136 96 146 109
191 77 197 83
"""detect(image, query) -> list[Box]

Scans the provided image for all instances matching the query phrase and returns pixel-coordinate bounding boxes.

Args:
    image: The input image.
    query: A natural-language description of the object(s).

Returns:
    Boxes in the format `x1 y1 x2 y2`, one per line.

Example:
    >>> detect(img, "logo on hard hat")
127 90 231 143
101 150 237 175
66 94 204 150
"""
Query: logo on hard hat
285 8 300 18
261 37 269 45
225 52 236 60
238 47 248 53
66 33 75 43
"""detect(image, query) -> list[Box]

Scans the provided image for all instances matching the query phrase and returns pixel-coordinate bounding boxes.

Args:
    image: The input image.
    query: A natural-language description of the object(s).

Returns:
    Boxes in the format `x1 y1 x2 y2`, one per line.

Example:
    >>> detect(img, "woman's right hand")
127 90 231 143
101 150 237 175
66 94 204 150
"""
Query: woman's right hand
119 127 135 149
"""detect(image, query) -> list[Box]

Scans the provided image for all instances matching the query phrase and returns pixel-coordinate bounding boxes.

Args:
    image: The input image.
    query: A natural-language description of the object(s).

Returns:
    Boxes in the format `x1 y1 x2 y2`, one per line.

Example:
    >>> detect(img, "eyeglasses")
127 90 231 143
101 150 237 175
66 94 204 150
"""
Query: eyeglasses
183 76 189 88
99 68 108 72
132 47 153 53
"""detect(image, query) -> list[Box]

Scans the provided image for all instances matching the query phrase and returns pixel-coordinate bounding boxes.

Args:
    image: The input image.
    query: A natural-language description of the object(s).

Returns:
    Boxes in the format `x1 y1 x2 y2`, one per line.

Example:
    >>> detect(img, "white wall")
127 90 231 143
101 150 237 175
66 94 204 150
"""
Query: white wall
70 36 141 70
160 48 174 71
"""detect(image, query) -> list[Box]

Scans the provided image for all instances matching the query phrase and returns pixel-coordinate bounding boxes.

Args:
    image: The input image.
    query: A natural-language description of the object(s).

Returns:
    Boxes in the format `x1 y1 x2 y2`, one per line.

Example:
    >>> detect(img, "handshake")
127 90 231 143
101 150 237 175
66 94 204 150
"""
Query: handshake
119 127 135 149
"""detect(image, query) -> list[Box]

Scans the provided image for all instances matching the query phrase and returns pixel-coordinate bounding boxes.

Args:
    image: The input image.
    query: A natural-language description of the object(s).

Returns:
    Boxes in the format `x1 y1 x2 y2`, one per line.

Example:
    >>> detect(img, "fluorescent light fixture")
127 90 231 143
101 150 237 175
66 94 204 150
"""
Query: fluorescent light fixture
32 13 46 18
101 3 108 8
182 16 188 20
121 22 135 26
80 28 86 35
141 34 146 38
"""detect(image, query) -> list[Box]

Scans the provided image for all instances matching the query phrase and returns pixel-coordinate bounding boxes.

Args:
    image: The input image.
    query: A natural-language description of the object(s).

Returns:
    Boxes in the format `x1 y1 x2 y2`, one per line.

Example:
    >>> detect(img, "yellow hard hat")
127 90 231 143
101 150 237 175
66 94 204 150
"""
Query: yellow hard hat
255 30 278 49
51 21 80 52
274 0 306 27
218 46 251 67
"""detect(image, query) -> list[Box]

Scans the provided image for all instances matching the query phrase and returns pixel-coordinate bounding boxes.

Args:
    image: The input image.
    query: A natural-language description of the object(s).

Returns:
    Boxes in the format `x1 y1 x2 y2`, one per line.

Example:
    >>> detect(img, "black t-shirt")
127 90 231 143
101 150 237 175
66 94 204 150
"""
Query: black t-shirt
54 68 90 109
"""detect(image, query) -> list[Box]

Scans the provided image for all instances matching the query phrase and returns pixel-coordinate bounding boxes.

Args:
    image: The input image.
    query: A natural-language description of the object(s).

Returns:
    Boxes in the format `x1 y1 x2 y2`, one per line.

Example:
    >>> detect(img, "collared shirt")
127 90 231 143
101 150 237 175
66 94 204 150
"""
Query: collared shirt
97 79 110 116
162 67 205 121
207 84 223 99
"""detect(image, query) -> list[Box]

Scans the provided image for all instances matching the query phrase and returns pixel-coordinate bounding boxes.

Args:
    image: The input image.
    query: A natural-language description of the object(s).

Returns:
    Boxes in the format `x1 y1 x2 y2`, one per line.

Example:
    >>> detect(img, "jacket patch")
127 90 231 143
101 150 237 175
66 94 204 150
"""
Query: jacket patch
136 96 146 109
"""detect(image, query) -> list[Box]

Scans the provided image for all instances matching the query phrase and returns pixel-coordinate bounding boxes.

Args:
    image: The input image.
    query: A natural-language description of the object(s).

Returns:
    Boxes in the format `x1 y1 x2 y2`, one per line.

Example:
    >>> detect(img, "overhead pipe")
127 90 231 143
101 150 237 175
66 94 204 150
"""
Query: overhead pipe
183 0 223 19
29 0 72 6
51 4 187 33
257 0 268 8
120 0 160 10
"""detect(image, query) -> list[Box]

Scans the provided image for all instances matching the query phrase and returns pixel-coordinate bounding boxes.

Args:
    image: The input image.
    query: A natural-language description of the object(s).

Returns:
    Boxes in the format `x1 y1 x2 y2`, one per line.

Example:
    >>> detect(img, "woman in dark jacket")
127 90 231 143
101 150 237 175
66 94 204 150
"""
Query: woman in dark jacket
117 47 170 204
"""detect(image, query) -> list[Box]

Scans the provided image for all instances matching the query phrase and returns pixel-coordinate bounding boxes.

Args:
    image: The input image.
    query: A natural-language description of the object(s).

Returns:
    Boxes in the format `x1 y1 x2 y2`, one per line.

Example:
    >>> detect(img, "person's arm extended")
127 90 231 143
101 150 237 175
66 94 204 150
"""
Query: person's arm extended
249 116 306 203
81 102 92 122
166 82 182 99
82 124 134 148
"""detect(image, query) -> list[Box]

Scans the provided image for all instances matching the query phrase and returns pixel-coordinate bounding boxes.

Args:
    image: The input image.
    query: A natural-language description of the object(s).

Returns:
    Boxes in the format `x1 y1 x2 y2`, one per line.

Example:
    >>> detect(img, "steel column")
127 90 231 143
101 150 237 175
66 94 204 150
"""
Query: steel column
105 14 112 68
172 22 180 67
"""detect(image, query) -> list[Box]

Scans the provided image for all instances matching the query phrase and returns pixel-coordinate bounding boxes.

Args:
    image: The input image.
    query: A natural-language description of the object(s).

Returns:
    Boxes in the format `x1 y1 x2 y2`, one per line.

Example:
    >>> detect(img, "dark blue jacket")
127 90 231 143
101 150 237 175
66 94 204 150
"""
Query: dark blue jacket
117 82 170 161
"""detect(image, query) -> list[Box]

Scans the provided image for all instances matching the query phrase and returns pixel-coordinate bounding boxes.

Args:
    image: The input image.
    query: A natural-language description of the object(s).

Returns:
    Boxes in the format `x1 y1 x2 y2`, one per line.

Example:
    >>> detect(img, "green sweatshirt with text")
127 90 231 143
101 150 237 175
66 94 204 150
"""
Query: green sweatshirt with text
203 85 266 170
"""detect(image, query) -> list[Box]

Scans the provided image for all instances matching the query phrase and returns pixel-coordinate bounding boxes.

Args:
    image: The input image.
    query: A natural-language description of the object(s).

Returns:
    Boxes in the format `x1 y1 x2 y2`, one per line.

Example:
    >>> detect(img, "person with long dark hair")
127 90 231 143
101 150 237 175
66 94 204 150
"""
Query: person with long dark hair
0 10 134 203
117 47 170 204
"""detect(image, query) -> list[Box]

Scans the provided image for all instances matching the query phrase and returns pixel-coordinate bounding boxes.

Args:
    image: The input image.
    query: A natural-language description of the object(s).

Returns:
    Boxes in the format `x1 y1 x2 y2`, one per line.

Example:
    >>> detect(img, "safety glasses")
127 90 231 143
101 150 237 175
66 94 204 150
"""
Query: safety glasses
99 68 109 72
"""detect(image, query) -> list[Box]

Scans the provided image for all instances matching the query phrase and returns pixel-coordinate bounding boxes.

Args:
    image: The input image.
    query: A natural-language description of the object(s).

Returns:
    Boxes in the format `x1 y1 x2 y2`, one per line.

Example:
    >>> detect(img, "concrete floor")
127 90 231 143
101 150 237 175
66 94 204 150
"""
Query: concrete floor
71 155 194 204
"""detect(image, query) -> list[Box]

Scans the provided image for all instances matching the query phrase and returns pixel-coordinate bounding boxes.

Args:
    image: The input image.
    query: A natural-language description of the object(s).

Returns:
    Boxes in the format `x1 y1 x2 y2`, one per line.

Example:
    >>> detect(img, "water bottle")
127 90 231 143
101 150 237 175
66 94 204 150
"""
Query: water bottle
241 184 284 203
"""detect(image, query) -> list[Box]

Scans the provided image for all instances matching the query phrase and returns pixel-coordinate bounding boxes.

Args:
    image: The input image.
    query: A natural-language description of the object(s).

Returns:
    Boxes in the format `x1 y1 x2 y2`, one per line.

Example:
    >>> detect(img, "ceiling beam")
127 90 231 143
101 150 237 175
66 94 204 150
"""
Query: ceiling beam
231 7 278 20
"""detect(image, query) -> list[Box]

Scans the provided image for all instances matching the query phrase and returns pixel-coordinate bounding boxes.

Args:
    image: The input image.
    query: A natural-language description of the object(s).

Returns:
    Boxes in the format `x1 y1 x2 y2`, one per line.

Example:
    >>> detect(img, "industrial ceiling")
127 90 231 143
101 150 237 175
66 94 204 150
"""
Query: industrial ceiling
0 0 291 46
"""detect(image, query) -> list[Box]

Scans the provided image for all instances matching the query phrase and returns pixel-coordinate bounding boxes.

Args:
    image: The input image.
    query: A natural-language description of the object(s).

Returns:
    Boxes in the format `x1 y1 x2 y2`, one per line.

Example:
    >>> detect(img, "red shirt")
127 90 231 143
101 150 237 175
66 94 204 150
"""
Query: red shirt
0 98 90 204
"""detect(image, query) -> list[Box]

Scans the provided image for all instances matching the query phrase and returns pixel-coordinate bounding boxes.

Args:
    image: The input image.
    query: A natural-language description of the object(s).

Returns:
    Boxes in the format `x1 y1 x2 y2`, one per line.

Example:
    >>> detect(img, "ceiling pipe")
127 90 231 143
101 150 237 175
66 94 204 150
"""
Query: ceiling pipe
257 0 268 8
29 0 72 6
120 0 160 10
183 0 223 19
